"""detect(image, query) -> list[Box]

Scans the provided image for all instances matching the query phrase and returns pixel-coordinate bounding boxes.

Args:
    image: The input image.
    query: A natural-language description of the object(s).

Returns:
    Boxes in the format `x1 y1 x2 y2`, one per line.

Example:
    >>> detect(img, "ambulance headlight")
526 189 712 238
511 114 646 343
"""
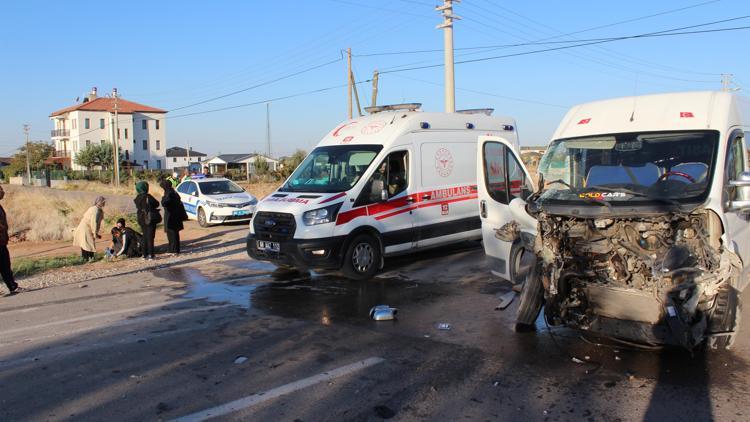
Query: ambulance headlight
303 203 343 226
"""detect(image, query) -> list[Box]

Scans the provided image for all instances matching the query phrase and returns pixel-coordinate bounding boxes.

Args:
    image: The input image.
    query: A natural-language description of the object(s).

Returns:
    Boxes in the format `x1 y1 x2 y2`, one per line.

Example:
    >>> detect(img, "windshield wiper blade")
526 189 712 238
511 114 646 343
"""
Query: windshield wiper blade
544 178 574 191
590 186 681 206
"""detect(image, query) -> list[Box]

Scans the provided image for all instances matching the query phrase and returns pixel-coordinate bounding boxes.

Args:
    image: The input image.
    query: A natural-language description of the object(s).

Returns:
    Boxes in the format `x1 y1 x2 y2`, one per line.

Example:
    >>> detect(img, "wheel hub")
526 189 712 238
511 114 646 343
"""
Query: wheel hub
352 243 373 272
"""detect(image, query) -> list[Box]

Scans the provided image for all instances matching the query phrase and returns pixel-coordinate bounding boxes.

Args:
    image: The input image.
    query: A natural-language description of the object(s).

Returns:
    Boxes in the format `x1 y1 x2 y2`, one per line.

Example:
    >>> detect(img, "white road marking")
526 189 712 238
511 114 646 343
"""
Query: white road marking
171 357 386 422
0 299 209 337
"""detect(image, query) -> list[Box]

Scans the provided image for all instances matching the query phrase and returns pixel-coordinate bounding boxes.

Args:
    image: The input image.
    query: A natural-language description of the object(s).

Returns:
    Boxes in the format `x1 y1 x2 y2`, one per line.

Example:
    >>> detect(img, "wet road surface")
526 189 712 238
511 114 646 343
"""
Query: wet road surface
1 242 749 421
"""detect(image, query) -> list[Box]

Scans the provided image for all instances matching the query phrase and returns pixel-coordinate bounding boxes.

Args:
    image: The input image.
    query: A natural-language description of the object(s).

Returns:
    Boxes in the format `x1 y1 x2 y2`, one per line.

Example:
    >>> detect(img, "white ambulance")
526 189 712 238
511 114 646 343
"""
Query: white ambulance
479 91 750 349
247 103 519 279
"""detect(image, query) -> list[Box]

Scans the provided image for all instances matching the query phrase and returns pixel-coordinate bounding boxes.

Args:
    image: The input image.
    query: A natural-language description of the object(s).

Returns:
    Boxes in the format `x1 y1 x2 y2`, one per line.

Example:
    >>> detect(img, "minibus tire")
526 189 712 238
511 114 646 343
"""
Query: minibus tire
515 260 544 332
342 234 381 280
197 208 209 227
509 242 526 285
708 283 741 350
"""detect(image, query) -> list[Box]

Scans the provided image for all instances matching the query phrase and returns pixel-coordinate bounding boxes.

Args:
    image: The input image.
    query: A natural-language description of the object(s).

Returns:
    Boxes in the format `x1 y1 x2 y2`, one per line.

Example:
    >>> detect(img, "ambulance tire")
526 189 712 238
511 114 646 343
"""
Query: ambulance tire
509 242 526 285
342 234 381 281
197 208 209 227
515 260 544 333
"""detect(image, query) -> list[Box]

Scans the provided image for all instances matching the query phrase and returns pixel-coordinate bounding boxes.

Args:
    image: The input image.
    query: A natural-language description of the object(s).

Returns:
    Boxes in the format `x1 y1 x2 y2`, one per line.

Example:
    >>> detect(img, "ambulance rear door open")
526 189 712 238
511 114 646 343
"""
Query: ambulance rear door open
477 135 537 281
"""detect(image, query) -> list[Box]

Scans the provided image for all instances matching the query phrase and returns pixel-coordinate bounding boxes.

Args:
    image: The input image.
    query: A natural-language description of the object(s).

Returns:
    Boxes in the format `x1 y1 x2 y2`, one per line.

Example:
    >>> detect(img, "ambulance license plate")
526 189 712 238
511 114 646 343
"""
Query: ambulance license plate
256 240 280 252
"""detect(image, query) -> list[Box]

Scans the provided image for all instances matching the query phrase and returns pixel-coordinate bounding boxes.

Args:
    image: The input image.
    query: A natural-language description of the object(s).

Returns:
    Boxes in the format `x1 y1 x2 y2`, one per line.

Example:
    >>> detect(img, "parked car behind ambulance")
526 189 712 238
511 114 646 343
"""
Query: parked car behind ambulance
479 91 750 350
176 177 257 227
247 103 520 279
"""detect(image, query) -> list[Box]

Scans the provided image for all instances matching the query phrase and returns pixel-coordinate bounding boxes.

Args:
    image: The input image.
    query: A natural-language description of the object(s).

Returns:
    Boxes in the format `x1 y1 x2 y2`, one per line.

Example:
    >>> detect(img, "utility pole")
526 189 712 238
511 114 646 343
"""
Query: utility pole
23 124 31 185
350 68 362 116
721 74 734 91
266 102 271 157
186 140 191 170
371 70 379 109
347 47 353 119
112 90 121 187
437 0 460 113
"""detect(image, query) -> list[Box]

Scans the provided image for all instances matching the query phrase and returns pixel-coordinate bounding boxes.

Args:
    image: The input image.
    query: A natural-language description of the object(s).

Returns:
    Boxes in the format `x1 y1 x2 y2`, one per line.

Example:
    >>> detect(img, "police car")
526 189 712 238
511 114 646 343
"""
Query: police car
176 177 257 227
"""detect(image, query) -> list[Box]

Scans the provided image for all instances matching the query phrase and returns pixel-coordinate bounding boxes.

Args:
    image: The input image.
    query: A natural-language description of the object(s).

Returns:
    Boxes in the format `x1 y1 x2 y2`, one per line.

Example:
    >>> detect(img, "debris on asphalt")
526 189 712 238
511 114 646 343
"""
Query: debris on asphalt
571 357 585 364
78 284 88 289
495 291 516 310
234 356 248 364
370 305 398 321
436 322 451 330
492 381 500 387
615 355 622 361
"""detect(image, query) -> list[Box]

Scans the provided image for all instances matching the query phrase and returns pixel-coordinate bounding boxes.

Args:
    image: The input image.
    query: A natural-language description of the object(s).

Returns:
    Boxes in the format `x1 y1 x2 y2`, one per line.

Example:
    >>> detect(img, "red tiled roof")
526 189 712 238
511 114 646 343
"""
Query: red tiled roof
50 97 166 117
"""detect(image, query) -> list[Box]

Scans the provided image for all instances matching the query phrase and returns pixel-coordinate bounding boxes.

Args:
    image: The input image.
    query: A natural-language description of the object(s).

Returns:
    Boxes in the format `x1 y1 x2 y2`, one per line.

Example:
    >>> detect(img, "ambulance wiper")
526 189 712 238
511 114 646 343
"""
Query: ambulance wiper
543 179 575 192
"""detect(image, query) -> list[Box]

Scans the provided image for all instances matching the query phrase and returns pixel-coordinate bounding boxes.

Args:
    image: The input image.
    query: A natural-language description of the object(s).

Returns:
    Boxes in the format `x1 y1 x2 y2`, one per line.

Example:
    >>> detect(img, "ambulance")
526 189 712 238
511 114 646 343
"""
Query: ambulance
247 103 520 279
479 91 750 349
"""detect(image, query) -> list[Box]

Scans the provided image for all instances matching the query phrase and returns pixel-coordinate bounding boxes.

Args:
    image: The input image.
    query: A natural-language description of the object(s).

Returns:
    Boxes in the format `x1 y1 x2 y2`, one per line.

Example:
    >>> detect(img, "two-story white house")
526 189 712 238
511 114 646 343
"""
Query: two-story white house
49 87 168 170
165 146 207 171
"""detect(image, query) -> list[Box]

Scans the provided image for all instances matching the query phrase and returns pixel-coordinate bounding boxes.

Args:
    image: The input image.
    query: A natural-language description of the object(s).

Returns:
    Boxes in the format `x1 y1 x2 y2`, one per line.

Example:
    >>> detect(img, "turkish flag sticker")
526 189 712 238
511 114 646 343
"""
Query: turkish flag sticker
577 118 591 125
680 112 694 118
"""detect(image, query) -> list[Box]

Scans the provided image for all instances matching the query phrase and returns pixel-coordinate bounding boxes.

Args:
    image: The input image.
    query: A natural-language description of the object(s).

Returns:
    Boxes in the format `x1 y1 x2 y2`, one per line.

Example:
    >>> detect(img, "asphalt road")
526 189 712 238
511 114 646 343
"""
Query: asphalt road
1 239 749 421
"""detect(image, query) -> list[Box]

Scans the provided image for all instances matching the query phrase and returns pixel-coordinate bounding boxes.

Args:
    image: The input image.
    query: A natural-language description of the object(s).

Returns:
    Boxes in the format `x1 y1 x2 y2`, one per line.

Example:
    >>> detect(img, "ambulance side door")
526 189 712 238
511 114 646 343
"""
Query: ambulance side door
477 136 536 281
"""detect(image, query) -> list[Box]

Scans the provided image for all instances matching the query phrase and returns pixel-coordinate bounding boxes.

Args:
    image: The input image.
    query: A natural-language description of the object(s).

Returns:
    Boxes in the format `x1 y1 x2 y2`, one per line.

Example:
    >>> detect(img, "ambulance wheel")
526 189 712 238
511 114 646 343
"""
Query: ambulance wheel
342 234 380 280
509 242 527 285
197 208 209 227
515 260 544 332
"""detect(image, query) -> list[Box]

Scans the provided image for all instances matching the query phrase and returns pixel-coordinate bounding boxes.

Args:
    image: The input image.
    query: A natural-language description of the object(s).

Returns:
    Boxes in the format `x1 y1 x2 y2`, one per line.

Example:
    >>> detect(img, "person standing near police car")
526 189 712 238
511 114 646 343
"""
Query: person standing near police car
134 181 160 260
0 185 20 295
160 179 186 255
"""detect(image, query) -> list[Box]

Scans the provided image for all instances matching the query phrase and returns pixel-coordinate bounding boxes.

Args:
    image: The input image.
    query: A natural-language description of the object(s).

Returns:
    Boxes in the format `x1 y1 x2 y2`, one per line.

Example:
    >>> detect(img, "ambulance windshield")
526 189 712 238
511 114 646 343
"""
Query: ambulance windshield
537 130 719 205
283 145 383 193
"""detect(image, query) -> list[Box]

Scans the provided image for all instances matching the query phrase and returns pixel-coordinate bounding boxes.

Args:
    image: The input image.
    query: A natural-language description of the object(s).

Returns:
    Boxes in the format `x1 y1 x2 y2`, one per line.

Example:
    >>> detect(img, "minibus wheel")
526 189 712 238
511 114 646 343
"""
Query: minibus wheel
342 234 381 280
515 259 544 332
707 283 741 350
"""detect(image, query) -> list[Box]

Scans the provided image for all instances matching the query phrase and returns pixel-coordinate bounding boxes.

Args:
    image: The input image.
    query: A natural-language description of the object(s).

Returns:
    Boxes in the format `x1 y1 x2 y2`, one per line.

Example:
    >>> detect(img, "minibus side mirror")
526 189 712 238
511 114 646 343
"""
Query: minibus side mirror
381 189 388 202
728 171 750 211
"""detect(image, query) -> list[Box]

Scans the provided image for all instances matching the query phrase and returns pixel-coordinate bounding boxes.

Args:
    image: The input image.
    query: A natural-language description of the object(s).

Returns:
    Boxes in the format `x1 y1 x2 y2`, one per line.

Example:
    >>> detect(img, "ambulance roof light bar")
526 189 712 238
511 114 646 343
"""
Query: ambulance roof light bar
456 108 494 116
365 103 422 114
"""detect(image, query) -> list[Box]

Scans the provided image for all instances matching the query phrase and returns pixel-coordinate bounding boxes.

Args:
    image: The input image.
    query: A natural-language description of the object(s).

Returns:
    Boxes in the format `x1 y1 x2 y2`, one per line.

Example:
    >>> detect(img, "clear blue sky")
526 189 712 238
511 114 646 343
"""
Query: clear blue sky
1 0 748 158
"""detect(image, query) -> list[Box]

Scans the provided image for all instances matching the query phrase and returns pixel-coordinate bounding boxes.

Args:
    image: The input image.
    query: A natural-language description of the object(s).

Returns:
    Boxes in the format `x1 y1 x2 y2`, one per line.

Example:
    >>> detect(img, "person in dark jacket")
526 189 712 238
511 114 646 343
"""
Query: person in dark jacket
0 186 20 295
160 179 185 255
134 181 160 260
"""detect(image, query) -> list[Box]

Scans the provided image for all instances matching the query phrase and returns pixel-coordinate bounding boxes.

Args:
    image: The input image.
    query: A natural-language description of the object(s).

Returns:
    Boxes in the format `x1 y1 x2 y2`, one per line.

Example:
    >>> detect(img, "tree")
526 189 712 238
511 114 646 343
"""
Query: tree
74 143 122 170
253 156 270 175
279 149 307 178
6 141 55 176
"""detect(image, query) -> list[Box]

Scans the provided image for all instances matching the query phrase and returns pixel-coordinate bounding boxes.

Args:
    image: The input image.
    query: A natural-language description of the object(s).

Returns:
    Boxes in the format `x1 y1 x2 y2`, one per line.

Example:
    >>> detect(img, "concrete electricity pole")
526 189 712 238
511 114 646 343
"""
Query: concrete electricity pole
437 0 460 113
721 74 734 91
266 102 271 157
371 70 379 108
347 48 353 119
23 124 31 185
112 89 121 187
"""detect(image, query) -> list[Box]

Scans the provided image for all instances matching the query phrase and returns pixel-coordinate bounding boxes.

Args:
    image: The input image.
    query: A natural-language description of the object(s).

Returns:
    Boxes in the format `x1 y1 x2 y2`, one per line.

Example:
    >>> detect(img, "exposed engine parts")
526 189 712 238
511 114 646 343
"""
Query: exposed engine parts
532 210 741 350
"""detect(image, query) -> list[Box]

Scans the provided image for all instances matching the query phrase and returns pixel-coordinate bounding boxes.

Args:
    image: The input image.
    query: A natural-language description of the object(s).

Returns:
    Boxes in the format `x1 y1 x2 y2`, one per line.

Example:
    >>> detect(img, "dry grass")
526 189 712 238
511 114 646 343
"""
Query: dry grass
2 185 133 242
237 181 282 200
59 180 137 196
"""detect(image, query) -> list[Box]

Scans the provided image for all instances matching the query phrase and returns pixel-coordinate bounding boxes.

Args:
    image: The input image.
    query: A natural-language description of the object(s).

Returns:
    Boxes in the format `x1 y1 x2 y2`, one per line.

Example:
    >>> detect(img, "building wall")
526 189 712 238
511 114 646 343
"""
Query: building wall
131 112 167 170
165 155 204 170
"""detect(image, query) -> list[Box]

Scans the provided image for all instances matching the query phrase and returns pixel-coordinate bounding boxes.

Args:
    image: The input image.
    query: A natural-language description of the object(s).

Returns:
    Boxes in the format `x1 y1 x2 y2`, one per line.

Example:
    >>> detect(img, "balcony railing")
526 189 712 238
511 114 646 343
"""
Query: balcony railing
51 129 70 137
54 150 70 158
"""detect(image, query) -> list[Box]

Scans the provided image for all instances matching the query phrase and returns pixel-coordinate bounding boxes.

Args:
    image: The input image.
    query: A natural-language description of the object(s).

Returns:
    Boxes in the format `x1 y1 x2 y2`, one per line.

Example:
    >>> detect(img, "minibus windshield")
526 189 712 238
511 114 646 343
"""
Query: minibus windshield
282 145 383 193
537 130 719 205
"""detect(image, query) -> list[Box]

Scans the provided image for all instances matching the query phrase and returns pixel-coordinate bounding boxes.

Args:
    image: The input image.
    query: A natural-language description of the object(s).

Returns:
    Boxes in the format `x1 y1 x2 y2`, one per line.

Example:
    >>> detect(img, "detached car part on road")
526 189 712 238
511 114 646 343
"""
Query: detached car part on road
176 178 257 227
479 91 750 350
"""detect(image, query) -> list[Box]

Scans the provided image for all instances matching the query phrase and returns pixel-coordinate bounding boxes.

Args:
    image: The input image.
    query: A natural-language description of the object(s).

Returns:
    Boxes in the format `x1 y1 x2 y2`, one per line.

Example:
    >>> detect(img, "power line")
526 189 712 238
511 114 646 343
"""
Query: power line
167 80 372 120
168 57 343 112
377 23 750 75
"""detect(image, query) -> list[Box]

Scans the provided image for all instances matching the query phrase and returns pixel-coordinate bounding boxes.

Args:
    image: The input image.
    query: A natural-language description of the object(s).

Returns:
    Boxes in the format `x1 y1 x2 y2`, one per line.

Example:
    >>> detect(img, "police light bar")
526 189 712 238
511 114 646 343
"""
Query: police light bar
365 103 422 114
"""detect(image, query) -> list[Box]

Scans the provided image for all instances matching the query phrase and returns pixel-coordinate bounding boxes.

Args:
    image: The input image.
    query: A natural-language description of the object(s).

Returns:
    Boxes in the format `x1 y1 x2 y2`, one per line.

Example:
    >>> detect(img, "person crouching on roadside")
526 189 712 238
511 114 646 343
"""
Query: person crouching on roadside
115 218 142 258
160 179 186 255
0 185 21 295
73 196 105 261
134 181 161 260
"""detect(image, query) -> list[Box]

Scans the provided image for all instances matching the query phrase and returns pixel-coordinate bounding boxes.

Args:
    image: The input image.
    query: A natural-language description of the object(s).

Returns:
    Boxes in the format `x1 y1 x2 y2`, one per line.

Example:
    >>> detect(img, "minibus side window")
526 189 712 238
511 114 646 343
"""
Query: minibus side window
354 151 409 207
726 134 748 201
507 149 533 201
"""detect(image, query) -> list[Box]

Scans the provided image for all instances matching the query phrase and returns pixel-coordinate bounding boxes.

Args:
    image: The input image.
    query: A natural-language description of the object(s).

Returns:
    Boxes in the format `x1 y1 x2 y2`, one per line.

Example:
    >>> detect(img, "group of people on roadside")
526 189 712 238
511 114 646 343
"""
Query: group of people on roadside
72 178 188 261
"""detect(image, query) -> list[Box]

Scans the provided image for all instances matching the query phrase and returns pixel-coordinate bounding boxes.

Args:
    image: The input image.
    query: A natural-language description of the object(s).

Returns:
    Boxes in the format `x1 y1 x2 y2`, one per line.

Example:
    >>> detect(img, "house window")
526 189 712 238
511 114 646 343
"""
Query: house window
72 119 77 129
142 140 148 150
144 160 149 169
84 118 90 129
124 128 128 139
99 119 105 129
142 120 147 130
173 157 177 163
156 140 160 150
100 140 105 145
198 157 202 162
157 160 162 169
117 129 121 140
155 120 160 130
125 150 130 160
86 140 91 147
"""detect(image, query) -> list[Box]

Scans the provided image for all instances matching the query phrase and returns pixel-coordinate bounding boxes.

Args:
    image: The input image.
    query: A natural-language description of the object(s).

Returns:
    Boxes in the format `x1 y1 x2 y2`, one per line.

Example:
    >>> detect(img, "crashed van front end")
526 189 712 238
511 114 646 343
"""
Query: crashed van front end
532 209 741 350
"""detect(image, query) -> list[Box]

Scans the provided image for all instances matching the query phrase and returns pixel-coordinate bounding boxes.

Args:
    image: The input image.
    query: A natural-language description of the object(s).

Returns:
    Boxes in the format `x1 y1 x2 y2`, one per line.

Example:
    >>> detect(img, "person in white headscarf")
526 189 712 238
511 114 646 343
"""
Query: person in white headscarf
73 196 105 261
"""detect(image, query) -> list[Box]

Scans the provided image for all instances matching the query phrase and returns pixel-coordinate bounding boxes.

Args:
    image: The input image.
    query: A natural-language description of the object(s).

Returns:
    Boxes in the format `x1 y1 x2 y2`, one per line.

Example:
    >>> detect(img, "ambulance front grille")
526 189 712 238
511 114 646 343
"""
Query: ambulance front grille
254 212 296 241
